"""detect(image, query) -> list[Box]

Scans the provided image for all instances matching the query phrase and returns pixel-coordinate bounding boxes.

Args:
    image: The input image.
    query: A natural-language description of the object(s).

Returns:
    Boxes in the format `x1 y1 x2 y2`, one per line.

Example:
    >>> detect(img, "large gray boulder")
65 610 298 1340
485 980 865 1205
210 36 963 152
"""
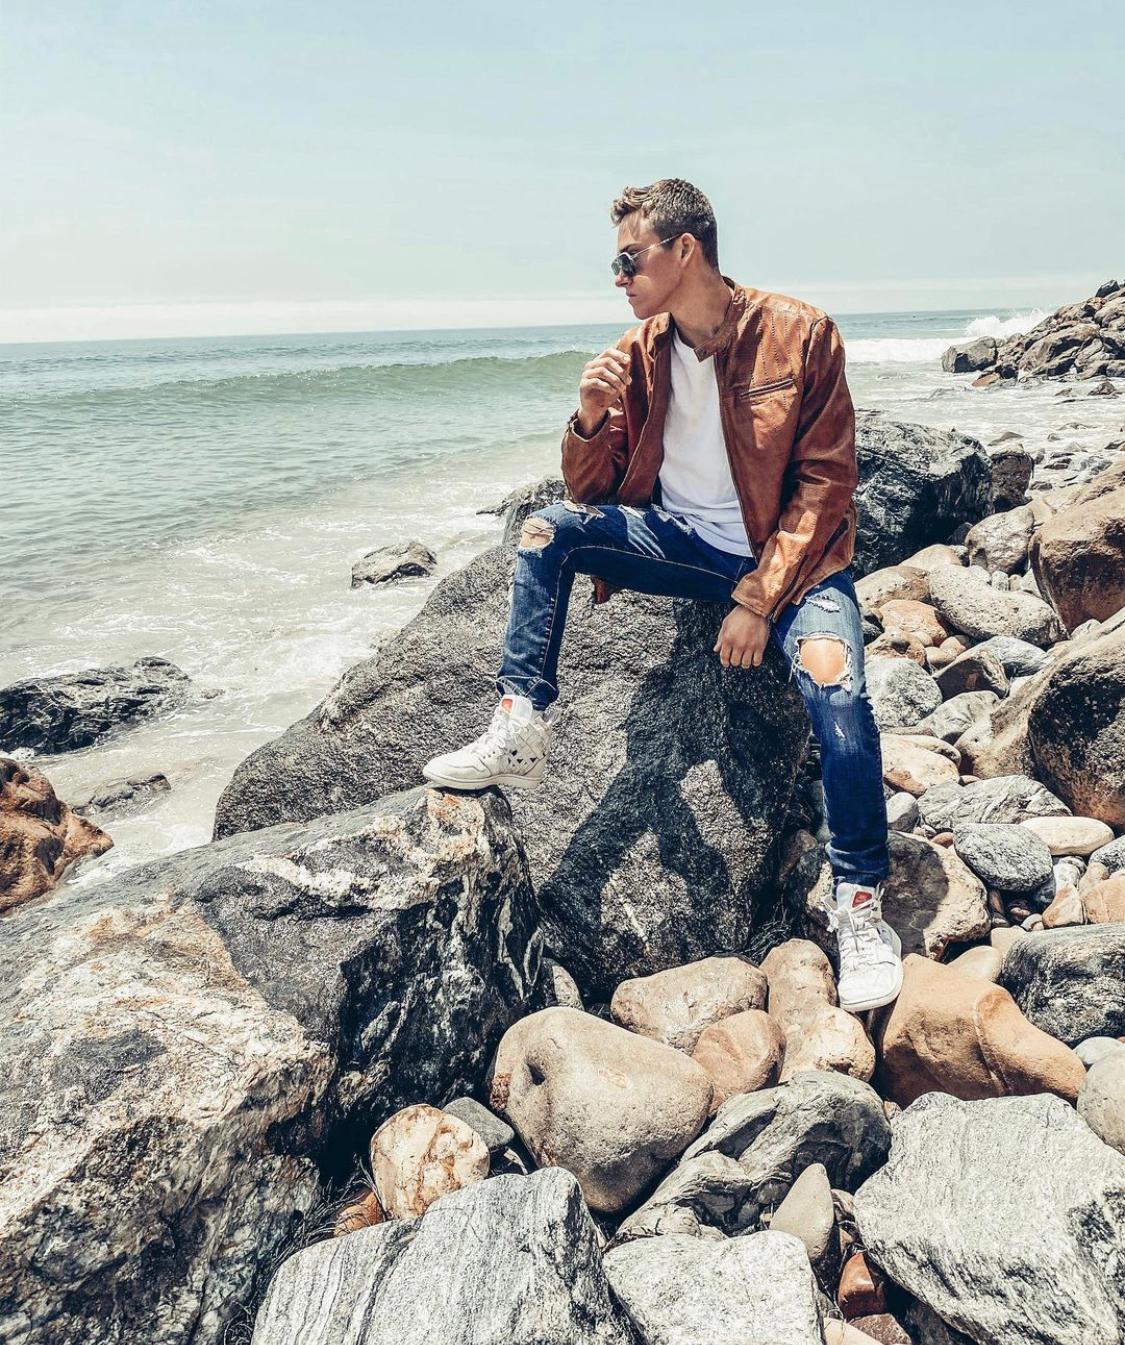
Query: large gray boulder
941 336 999 375
855 1092 1125 1345
604 1230 823 1345
865 655 942 729
997 924 1125 1046
251 1168 634 1345
350 539 437 588
917 774 1070 831
927 565 1066 646
1027 611 1125 827
488 1007 713 1214
615 1071 889 1242
0 787 539 1345
852 414 992 575
951 821 1055 894
0 656 191 753
213 539 810 1001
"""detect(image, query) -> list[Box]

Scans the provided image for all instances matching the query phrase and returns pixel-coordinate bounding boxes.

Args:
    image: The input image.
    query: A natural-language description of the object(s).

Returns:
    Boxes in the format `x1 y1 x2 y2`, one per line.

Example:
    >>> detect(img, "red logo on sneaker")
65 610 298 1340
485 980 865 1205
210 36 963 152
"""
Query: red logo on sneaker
853 890 875 907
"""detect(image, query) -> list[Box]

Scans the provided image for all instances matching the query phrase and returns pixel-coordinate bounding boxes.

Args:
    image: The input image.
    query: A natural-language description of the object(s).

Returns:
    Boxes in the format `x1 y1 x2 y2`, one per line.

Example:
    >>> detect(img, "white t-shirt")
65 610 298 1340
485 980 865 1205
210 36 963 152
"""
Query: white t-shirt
658 325 753 556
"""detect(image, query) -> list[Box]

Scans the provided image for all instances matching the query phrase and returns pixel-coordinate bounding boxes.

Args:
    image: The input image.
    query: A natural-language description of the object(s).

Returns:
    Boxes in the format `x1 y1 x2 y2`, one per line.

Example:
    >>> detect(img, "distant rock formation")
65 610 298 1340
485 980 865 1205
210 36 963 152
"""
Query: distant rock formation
942 278 1125 382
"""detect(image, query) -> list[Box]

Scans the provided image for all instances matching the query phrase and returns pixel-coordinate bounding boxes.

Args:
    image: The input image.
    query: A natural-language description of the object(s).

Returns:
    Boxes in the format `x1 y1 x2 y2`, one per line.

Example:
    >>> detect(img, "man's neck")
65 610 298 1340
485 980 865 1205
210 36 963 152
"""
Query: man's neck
669 272 735 349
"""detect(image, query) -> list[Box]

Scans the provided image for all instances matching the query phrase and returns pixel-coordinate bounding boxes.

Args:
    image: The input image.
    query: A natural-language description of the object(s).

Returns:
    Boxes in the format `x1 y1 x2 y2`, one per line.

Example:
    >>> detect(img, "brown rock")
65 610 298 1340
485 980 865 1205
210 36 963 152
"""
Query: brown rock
933 646 1010 699
838 1250 887 1318
769 1160 839 1285
846 1316 913 1345
1018 814 1115 856
873 954 1086 1107
369 1103 489 1219
855 565 930 610
1027 610 1125 826
881 735 961 797
1080 860 1112 893
965 504 1036 574
691 1008 785 1110
333 1189 385 1236
1042 885 1086 927
610 955 768 1054
824 1320 891 1345
1082 874 1125 924
925 643 960 671
902 543 967 573
1030 459 1125 631
990 925 1027 955
761 940 875 1083
0 758 112 910
878 599 951 648
867 632 928 664
489 1007 713 1213
956 677 1041 780
946 944 1003 981
879 831 990 958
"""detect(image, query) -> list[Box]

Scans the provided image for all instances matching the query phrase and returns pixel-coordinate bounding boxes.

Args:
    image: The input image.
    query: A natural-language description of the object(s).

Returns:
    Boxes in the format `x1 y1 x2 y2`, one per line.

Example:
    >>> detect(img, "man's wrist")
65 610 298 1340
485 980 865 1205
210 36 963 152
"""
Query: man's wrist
574 408 608 439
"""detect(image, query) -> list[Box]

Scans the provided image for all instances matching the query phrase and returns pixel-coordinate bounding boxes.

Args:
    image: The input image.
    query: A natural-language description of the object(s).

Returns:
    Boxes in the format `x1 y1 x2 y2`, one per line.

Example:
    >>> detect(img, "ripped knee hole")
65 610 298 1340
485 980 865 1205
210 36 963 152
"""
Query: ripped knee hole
518 517 556 549
796 635 851 688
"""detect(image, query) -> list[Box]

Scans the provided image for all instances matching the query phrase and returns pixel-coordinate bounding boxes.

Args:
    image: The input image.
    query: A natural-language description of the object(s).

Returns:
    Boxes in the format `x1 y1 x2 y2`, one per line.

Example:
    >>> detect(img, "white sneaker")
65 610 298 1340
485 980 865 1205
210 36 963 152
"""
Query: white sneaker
825 880 903 1013
422 695 557 791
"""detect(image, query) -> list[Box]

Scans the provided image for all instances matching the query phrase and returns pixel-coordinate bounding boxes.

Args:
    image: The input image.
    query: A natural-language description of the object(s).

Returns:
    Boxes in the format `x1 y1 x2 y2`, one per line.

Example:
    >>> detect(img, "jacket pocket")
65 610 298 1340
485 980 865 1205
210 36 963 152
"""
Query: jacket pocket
737 374 796 401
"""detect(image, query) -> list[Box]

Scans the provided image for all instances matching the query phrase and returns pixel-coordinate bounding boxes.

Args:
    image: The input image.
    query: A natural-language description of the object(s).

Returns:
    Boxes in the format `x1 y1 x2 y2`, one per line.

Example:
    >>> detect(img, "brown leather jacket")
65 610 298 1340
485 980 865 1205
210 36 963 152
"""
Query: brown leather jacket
560 276 858 622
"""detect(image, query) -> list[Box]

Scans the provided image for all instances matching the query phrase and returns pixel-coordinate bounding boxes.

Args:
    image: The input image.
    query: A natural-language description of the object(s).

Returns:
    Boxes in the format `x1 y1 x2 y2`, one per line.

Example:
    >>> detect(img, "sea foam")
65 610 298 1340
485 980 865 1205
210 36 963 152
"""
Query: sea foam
964 309 1047 340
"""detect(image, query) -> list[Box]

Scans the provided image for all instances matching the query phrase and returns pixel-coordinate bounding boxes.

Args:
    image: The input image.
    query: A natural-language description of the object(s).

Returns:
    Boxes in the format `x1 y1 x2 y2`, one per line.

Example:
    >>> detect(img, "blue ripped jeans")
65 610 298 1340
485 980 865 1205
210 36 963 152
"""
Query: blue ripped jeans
496 498 889 888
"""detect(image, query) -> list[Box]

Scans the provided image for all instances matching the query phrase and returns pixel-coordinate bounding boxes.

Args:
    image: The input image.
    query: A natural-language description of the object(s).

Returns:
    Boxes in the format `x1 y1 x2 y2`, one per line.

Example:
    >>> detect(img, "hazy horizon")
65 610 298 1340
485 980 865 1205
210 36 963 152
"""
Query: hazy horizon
2 1 1120 345
0 281 1103 348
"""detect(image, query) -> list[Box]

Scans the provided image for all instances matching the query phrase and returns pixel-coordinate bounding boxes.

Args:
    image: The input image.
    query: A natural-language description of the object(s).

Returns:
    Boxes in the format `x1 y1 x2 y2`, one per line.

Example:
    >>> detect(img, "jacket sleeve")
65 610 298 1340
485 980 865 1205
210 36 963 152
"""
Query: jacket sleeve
731 316 858 622
560 404 628 503
560 336 635 503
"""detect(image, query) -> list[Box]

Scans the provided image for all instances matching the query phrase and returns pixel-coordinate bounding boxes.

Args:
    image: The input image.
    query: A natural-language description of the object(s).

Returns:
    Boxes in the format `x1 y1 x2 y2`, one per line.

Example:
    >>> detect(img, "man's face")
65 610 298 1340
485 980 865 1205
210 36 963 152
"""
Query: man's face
614 215 683 319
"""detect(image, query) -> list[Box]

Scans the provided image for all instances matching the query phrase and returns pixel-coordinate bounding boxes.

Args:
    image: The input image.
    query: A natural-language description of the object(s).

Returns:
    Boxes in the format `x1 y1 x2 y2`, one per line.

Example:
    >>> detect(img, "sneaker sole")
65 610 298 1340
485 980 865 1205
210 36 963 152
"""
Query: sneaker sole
838 925 903 1014
421 767 545 791
839 977 904 1014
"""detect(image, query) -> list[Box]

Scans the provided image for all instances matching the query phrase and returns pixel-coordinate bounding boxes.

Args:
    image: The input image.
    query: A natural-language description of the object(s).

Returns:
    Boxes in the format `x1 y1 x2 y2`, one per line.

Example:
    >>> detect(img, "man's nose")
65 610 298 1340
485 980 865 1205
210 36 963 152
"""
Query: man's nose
614 269 629 289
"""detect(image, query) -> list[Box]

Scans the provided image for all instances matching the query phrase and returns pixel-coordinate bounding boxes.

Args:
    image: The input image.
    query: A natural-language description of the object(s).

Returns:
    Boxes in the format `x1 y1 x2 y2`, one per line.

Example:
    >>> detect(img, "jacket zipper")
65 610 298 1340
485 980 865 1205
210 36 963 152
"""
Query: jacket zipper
716 350 758 563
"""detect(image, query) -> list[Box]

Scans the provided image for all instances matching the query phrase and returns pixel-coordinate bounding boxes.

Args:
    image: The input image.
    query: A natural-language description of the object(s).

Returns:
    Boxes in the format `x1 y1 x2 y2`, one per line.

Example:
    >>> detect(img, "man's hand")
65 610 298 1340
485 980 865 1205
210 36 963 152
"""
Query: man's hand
714 605 771 669
576 347 631 436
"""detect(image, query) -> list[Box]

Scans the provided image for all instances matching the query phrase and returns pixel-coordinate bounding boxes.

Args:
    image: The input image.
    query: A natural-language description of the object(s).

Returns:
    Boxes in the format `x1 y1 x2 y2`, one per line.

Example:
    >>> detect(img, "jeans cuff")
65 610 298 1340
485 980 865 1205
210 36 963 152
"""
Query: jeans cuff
496 674 557 712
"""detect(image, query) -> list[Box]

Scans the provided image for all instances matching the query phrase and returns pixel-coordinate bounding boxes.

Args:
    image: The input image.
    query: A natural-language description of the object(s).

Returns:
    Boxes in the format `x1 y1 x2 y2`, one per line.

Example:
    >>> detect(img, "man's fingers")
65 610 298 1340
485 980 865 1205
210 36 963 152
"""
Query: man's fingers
593 352 630 379
584 364 627 392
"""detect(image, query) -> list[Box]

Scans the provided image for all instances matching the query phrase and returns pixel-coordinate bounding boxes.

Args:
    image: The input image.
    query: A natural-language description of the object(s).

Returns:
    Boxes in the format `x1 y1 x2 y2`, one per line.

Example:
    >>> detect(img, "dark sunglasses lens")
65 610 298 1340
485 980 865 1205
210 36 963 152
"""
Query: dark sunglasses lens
611 253 635 278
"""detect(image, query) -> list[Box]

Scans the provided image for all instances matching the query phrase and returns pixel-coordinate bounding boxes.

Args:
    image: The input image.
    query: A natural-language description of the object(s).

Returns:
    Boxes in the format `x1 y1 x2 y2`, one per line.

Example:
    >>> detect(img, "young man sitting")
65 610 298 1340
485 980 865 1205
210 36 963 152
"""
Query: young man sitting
423 178 902 1014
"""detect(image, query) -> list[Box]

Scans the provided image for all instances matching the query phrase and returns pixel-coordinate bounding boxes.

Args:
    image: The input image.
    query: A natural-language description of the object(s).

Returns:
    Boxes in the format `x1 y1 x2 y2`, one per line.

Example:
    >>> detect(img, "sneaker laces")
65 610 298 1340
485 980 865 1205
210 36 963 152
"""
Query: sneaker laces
476 699 553 759
827 886 892 968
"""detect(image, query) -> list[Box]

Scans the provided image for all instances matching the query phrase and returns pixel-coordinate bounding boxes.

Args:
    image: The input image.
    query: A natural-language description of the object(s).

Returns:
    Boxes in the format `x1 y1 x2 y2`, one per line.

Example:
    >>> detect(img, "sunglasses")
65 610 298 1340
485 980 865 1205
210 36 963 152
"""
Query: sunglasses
610 235 678 279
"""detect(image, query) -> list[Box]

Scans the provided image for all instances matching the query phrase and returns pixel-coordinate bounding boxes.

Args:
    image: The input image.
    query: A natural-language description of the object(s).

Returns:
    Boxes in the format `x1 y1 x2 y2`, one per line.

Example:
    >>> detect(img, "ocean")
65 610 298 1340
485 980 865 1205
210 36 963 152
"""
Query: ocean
3 304 1120 884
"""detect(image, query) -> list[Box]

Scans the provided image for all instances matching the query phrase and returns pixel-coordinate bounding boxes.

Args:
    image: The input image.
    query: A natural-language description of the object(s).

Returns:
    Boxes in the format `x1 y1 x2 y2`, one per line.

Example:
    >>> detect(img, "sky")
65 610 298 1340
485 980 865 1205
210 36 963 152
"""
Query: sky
1 1 1122 342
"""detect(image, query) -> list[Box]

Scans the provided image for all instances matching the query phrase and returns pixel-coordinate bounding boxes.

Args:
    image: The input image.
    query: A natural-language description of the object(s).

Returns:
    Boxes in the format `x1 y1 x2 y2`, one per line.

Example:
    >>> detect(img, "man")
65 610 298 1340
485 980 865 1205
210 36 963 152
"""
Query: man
423 178 902 1013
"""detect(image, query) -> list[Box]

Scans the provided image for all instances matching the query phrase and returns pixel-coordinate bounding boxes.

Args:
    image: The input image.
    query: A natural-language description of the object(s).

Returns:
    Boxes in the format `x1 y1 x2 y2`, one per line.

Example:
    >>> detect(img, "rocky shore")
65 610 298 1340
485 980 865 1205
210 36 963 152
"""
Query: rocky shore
942 277 1125 384
1 306 1124 1344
